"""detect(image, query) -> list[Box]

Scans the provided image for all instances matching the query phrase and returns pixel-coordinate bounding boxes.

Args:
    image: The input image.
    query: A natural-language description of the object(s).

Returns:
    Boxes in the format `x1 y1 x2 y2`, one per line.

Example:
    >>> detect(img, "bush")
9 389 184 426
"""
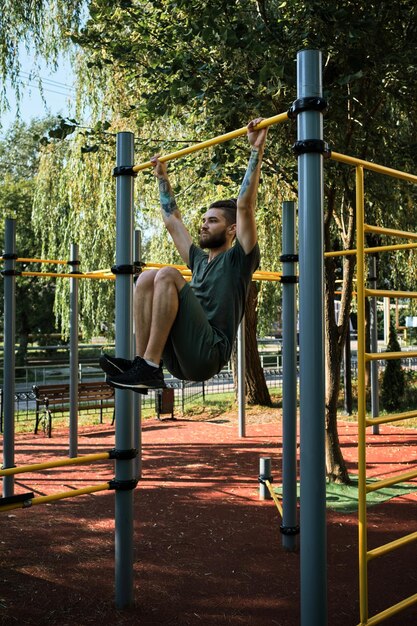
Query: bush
381 322 406 411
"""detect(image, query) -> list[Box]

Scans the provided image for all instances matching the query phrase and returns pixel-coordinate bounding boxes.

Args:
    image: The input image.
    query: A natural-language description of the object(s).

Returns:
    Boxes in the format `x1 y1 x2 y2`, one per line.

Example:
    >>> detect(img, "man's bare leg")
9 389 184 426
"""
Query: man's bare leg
143 266 186 364
134 269 158 356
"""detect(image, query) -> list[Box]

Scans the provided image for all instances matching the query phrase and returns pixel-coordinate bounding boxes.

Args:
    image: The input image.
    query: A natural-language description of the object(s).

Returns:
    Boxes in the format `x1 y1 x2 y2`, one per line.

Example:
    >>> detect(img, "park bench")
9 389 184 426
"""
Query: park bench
33 381 115 437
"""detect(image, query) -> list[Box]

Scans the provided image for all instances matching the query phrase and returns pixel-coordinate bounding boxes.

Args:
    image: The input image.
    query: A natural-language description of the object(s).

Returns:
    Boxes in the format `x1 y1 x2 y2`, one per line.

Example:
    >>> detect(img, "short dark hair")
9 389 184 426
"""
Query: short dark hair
208 199 237 226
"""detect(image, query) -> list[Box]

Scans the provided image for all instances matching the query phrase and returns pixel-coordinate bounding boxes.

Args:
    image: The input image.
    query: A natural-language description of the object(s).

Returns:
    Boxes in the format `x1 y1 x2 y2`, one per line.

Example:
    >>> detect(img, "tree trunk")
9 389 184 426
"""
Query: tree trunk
231 282 272 406
325 257 352 484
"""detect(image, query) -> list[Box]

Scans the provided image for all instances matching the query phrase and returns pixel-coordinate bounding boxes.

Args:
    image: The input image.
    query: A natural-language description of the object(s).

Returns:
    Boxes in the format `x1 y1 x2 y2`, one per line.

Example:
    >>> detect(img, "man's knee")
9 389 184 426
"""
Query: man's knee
154 266 185 290
135 269 158 293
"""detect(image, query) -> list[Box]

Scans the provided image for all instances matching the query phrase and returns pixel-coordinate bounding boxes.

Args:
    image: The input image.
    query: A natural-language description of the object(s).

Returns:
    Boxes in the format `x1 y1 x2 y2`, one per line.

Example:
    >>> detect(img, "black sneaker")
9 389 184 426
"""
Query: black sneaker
100 354 148 395
107 356 166 391
99 354 133 376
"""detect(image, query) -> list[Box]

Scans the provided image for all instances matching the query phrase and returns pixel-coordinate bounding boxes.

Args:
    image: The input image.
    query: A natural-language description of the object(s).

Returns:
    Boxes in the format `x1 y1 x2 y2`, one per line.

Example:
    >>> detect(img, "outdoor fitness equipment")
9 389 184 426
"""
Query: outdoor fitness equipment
1 50 326 623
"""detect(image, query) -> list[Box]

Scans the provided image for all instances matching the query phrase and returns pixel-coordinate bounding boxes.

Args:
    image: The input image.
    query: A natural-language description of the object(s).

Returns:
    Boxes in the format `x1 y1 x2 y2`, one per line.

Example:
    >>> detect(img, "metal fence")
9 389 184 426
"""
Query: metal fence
0 366 287 433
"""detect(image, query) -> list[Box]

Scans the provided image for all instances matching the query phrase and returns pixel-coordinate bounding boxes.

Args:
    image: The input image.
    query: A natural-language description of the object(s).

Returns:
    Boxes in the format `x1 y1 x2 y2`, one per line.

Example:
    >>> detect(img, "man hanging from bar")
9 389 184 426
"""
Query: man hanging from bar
100 118 267 391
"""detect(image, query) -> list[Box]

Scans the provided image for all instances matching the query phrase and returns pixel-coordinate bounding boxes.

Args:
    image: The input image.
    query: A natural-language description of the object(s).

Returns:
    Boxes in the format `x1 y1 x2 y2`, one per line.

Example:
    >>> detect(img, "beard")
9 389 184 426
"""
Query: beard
198 230 227 249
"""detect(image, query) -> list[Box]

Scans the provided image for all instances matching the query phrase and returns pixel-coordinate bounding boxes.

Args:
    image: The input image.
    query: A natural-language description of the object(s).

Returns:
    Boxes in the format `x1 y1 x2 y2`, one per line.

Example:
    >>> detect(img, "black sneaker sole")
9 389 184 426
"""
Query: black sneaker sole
109 379 166 391
105 378 148 395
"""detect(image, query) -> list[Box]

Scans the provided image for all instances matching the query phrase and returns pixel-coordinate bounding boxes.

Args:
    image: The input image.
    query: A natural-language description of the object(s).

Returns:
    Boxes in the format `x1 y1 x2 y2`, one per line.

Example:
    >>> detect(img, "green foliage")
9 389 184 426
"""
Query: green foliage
381 322 406 411
0 0 85 115
0 118 62 357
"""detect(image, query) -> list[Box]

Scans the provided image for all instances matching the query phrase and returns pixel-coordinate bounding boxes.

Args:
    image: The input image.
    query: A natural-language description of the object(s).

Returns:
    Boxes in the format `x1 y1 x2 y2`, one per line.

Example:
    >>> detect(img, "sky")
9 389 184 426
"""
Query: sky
0 51 77 138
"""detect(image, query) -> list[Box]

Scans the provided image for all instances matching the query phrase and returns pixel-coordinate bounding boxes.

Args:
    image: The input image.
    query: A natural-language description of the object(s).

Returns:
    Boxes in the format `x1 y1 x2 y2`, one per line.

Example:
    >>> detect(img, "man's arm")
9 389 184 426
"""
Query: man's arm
236 118 268 254
151 155 193 265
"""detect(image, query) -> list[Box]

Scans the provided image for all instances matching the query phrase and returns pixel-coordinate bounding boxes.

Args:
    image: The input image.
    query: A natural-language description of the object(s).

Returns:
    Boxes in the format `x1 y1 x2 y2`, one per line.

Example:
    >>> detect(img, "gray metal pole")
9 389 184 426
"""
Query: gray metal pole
281 200 298 552
259 457 272 500
369 256 380 434
237 318 246 438
69 243 79 458
297 50 327 625
2 218 16 497
114 132 136 608
133 229 142 478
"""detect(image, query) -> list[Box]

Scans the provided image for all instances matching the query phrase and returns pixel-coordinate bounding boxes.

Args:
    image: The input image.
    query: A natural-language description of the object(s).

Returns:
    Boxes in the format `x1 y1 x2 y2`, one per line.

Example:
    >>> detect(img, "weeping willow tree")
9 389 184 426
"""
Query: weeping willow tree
0 1 85 114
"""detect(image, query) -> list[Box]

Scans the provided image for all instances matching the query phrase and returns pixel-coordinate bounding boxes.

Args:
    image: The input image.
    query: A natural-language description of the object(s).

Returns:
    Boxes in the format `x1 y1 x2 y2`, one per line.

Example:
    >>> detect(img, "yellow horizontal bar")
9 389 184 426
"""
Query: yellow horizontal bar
359 592 417 626
366 469 417 493
366 409 417 427
366 288 417 299
325 249 356 258
325 242 417 258
365 350 417 362
0 452 111 477
367 530 417 561
21 271 114 280
0 483 110 512
144 263 282 282
364 224 417 241
265 479 283 517
330 151 417 184
132 113 289 172
14 257 68 265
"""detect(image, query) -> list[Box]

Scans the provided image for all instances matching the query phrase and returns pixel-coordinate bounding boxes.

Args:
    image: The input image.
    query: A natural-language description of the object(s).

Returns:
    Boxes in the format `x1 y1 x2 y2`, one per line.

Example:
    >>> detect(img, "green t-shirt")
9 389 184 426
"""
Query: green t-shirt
189 239 260 362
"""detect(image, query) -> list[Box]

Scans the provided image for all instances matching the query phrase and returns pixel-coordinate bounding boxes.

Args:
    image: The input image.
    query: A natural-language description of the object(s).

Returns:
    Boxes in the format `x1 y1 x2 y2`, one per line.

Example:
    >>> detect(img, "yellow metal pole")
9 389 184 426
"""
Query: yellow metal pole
364 224 417 241
132 112 289 172
265 479 283 517
325 242 417 258
14 257 68 264
331 151 417 184
0 452 111 476
362 593 417 626
0 482 110 512
365 349 417 361
365 468 417 492
356 165 368 626
20 271 114 280
367 530 417 561
366 288 417 299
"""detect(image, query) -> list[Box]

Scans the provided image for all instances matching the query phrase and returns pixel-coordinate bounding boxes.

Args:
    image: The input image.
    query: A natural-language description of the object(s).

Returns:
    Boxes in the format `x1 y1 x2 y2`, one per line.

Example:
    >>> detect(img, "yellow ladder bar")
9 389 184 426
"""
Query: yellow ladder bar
367 530 417 561
360 593 417 626
365 469 417 492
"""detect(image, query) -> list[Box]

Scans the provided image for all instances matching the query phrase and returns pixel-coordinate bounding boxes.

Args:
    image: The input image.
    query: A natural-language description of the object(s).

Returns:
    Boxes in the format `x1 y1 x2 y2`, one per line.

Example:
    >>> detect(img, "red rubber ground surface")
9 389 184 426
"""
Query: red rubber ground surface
1 412 417 625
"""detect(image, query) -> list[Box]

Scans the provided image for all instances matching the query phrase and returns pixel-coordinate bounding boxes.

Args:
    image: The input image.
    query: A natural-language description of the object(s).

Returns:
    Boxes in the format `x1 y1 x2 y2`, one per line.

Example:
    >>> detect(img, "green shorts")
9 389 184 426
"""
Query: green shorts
162 283 228 381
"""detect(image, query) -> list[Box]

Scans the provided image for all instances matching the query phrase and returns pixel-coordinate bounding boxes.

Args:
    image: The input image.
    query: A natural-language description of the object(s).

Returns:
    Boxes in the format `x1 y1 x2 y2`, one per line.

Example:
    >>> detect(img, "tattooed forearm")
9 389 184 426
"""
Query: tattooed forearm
238 148 260 198
158 178 178 216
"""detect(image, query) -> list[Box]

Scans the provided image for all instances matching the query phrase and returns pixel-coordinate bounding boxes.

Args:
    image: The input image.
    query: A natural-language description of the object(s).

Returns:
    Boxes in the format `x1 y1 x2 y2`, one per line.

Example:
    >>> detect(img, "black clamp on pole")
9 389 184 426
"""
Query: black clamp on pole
111 264 135 275
2 253 18 260
258 474 273 485
287 96 327 120
67 259 83 275
280 253 299 263
1 269 22 277
0 492 35 507
280 276 299 284
293 139 330 157
280 524 300 536
112 165 137 178
108 448 138 460
108 478 139 491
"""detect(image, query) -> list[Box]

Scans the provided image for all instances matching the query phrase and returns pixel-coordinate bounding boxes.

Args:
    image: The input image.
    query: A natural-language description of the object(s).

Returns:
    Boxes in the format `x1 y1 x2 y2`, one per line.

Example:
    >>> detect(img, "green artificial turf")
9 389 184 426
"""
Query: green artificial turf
274 475 417 513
